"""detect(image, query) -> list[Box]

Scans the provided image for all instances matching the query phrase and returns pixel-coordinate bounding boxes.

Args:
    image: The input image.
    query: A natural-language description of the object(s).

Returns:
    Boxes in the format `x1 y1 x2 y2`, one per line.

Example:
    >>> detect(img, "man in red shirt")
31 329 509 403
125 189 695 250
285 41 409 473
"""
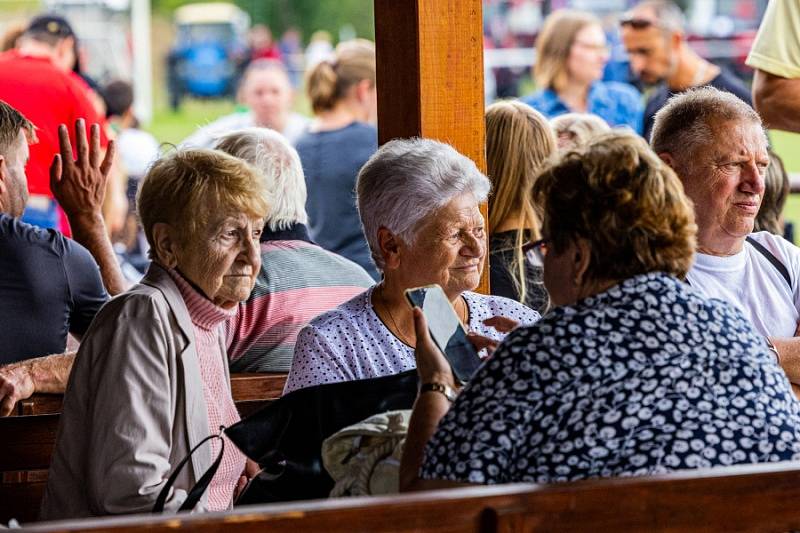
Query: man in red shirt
0 14 109 233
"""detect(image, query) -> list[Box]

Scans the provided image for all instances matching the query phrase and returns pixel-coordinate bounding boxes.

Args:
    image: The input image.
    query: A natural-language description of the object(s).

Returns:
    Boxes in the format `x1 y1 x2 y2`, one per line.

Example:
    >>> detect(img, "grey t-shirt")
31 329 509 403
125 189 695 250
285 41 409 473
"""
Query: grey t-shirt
296 122 379 280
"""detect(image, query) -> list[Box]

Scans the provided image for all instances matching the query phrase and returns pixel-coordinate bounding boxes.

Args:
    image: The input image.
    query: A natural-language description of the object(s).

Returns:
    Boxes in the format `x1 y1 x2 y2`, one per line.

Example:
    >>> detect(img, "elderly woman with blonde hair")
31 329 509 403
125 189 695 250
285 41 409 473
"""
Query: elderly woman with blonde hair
285 138 538 394
486 100 556 314
42 149 269 519
401 132 800 490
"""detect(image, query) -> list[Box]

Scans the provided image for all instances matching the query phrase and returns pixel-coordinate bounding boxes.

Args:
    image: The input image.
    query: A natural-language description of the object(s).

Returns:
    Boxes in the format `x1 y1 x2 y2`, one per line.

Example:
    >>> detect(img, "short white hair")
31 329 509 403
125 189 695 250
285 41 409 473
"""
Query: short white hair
357 138 491 270
214 127 308 231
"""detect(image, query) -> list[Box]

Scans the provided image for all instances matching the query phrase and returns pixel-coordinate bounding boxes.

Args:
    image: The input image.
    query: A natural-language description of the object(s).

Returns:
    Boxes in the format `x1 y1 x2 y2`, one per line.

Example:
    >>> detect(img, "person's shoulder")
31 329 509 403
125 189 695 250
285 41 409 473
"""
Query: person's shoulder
305 287 373 331
711 70 751 101
463 291 540 324
0 214 73 255
520 89 554 110
600 81 642 102
747 231 800 266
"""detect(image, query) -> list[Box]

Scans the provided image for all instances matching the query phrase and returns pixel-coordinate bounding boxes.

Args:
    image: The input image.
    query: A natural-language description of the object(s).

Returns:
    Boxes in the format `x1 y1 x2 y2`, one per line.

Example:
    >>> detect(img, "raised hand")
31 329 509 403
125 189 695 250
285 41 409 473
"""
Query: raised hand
49 118 115 221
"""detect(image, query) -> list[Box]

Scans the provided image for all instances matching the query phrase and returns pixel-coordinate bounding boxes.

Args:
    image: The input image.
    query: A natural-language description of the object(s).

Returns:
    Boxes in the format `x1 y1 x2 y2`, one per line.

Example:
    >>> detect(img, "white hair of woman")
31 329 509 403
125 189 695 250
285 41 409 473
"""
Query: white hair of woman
356 137 491 271
214 127 308 231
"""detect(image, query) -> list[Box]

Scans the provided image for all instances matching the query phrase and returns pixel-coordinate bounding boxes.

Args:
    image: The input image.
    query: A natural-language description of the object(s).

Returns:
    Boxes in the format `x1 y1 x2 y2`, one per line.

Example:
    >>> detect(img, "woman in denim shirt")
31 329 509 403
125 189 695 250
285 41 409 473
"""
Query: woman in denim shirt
521 10 643 135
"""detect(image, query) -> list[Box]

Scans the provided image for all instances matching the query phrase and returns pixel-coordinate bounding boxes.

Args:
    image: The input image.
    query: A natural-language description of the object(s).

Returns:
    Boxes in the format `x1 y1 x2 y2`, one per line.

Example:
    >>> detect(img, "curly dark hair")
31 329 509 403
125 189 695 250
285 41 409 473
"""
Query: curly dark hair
532 131 696 281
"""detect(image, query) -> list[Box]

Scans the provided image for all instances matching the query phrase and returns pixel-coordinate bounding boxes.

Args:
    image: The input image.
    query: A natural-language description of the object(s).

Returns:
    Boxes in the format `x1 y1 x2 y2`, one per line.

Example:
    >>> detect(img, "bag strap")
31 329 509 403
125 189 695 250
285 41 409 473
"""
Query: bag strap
746 236 791 288
153 431 225 514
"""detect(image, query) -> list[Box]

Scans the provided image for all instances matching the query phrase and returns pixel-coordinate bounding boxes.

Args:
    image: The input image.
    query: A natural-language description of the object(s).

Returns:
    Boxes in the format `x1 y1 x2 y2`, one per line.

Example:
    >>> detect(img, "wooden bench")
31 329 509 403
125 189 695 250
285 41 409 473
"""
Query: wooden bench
17 461 800 532
0 373 287 524
11 373 288 417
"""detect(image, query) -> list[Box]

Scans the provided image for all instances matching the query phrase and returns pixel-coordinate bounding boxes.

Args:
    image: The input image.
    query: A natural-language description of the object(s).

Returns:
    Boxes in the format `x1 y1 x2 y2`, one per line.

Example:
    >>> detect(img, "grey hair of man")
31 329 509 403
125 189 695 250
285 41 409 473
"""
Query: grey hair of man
650 86 765 176
214 127 308 231
629 0 685 33
357 137 491 271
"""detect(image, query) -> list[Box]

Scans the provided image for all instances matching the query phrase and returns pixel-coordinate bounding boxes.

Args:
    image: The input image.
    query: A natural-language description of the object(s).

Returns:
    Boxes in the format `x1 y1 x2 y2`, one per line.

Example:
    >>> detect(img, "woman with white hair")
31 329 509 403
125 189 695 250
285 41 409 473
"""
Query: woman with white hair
284 138 538 393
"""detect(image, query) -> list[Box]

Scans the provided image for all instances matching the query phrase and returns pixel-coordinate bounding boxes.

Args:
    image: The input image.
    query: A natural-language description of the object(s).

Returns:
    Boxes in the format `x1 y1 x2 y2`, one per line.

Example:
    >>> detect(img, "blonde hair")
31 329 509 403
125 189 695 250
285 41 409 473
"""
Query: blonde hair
755 149 789 236
137 149 269 257
550 112 611 150
533 132 696 281
486 100 556 303
534 10 601 92
306 38 375 114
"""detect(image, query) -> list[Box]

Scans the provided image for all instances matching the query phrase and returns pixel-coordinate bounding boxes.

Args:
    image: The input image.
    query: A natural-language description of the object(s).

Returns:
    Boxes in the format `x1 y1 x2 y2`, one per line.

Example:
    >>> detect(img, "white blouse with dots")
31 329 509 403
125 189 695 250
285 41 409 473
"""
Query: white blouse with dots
284 286 539 394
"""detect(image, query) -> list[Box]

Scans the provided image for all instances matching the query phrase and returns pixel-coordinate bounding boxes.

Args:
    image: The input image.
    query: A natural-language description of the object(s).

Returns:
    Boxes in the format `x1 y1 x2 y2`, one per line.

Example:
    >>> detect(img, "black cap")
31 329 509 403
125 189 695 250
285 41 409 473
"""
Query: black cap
25 14 75 39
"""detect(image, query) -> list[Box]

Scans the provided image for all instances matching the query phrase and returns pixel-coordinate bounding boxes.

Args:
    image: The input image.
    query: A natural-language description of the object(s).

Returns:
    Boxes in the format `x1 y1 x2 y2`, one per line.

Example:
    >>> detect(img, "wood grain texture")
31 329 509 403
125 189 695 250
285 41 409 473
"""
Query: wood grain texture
22 462 800 532
374 0 490 294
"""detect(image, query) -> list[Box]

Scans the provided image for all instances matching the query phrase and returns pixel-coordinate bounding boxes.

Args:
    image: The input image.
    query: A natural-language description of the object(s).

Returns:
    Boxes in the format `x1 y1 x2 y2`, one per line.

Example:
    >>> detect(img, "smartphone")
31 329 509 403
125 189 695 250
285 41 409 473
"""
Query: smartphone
405 284 482 385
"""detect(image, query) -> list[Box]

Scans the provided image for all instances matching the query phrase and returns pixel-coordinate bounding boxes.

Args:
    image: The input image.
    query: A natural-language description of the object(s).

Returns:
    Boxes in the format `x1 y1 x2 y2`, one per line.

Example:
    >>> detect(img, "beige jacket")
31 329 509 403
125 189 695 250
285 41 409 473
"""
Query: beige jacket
40 264 230 520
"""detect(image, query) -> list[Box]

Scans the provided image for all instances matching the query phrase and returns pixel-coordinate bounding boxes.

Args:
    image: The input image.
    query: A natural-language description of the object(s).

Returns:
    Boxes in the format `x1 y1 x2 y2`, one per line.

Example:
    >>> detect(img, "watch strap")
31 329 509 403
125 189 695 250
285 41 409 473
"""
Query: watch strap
420 382 457 402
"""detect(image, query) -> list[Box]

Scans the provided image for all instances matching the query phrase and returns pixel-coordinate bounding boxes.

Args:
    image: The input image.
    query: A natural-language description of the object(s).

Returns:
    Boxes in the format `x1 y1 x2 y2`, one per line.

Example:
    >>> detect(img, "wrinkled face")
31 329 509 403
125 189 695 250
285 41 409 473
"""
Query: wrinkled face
566 24 610 86
1 130 29 218
621 25 676 86
678 120 769 246
241 69 293 129
401 193 486 299
175 211 263 309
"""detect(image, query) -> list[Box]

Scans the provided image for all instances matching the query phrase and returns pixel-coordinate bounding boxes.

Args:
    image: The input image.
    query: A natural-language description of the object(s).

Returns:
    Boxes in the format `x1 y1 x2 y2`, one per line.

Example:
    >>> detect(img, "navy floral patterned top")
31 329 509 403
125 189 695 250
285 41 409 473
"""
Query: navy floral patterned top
420 272 800 484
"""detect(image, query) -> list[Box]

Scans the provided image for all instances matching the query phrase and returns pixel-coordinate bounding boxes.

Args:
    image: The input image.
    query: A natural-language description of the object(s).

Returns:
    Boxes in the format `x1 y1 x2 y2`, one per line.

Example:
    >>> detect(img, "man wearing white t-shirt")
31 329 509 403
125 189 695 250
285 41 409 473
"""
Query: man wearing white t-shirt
651 87 800 386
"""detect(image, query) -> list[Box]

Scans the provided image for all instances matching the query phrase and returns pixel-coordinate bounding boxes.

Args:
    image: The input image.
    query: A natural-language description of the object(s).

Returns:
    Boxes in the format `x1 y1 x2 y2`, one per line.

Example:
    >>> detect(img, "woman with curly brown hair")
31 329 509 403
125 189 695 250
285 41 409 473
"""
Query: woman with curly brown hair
400 132 800 490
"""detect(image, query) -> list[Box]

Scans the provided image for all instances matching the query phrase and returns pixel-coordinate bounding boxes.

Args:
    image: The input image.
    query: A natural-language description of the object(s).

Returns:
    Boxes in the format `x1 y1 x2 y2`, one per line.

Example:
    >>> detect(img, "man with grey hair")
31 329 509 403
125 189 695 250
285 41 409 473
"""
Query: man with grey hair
215 128 373 372
620 0 751 140
652 87 800 391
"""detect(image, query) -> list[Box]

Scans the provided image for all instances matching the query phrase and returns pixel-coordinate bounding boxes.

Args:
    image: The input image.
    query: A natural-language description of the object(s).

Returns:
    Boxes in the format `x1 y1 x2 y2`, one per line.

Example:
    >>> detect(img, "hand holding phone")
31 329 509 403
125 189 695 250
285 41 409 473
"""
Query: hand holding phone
405 285 482 385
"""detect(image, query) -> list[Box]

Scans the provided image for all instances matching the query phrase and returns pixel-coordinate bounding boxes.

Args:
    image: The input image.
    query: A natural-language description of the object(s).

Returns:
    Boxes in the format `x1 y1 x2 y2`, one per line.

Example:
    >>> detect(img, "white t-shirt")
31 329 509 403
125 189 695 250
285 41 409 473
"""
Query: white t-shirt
686 231 800 337
284 287 539 394
180 111 309 148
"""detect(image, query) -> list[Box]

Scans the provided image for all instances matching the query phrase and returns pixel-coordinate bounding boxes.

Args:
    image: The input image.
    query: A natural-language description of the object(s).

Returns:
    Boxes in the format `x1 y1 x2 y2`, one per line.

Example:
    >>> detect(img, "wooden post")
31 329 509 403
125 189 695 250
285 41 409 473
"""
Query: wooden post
374 0 490 294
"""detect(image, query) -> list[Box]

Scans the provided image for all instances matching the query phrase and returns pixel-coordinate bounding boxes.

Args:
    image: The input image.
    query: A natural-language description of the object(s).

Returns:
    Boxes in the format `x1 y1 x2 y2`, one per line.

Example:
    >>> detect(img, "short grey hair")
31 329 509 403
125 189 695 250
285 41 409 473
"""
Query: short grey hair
629 0 685 33
357 138 491 270
214 127 308 231
651 86 764 168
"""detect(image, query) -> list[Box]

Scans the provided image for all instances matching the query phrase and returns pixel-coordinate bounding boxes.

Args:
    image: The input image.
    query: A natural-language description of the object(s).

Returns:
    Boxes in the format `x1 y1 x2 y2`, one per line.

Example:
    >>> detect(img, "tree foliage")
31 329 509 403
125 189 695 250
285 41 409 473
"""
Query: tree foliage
152 0 375 43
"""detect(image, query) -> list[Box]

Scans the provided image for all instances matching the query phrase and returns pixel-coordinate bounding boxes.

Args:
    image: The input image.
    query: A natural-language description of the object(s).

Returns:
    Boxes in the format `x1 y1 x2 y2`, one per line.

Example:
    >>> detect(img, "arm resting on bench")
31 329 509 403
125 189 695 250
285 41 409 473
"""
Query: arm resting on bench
0 352 75 416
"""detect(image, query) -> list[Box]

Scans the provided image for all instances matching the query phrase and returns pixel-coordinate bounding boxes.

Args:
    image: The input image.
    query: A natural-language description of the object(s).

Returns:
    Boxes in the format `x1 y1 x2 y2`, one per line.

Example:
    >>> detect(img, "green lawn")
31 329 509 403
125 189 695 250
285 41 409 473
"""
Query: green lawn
770 130 800 243
144 98 237 147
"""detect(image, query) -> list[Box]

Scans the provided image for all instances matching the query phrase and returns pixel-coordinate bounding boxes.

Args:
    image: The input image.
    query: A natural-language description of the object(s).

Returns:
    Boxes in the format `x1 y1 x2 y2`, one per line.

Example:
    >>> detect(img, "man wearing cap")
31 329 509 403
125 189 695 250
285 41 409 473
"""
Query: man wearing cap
620 0 751 140
0 14 110 232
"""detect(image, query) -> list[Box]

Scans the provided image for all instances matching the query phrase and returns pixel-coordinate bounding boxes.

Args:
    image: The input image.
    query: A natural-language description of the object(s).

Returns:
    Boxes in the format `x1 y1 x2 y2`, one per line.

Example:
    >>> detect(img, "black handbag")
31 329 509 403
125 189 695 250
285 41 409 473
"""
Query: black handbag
154 370 419 512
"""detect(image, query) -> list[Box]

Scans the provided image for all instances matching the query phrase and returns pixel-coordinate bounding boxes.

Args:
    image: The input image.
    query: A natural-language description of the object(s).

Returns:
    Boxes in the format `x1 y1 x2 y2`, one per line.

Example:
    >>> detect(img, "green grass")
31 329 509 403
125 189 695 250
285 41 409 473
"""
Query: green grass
144 98 237 147
770 130 800 243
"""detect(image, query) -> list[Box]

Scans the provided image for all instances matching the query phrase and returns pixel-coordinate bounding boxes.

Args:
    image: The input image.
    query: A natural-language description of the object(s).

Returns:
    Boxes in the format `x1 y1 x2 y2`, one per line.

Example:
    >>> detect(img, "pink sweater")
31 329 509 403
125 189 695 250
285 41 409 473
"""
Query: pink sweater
168 269 246 511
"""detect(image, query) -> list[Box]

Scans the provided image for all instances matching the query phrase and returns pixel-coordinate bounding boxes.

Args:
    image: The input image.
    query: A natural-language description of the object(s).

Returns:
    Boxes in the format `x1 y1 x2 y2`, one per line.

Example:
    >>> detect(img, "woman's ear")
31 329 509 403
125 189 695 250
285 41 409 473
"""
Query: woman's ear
151 222 180 269
377 227 402 271
572 238 592 286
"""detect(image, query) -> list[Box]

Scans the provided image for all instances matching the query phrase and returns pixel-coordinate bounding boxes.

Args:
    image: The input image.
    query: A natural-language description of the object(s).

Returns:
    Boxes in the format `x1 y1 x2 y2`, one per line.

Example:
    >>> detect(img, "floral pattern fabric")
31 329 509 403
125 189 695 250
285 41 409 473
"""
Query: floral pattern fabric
420 272 800 484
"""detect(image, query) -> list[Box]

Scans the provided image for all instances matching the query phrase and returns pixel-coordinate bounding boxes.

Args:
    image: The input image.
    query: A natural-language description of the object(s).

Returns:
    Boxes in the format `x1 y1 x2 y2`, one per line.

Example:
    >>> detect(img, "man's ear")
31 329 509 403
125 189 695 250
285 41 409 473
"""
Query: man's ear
658 151 676 169
0 155 7 200
572 238 593 287
377 227 402 271
151 222 181 269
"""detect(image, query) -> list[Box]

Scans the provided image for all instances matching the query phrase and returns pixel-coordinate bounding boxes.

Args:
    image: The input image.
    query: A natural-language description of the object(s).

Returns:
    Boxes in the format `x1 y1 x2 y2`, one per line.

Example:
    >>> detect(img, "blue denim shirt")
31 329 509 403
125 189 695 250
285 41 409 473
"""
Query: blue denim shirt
521 81 643 135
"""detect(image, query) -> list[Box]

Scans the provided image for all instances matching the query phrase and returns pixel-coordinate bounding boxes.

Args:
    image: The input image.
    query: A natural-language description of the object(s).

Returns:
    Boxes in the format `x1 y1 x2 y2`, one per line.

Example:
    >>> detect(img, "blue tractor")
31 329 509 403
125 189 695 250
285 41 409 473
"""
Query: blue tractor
167 2 250 110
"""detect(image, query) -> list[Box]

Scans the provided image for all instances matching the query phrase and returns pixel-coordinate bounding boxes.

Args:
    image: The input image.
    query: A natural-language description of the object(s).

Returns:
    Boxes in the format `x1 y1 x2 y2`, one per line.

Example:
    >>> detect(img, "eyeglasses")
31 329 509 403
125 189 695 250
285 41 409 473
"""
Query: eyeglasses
523 237 548 256
619 16 659 30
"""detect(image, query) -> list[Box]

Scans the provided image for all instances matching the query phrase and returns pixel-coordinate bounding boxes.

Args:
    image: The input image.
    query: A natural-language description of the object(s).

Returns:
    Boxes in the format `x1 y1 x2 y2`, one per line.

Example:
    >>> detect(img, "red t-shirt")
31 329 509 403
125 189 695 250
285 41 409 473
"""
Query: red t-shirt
0 51 109 198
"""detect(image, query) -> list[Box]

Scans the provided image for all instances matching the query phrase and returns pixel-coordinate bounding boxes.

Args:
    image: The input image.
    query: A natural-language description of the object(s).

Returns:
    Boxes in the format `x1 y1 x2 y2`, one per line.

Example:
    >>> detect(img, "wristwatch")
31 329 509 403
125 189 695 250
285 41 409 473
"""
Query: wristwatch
420 382 458 403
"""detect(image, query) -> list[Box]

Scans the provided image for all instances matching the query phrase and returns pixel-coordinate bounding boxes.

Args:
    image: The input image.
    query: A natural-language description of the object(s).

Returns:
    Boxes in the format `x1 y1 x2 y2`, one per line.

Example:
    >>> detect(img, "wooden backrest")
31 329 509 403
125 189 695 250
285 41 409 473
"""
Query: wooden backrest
11 373 287 417
0 373 287 524
20 462 800 532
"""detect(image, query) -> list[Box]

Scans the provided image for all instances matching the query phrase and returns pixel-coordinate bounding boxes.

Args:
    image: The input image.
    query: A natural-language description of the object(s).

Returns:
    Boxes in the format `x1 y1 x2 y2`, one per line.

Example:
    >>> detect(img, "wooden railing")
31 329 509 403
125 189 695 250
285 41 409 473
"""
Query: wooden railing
19 461 800 532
